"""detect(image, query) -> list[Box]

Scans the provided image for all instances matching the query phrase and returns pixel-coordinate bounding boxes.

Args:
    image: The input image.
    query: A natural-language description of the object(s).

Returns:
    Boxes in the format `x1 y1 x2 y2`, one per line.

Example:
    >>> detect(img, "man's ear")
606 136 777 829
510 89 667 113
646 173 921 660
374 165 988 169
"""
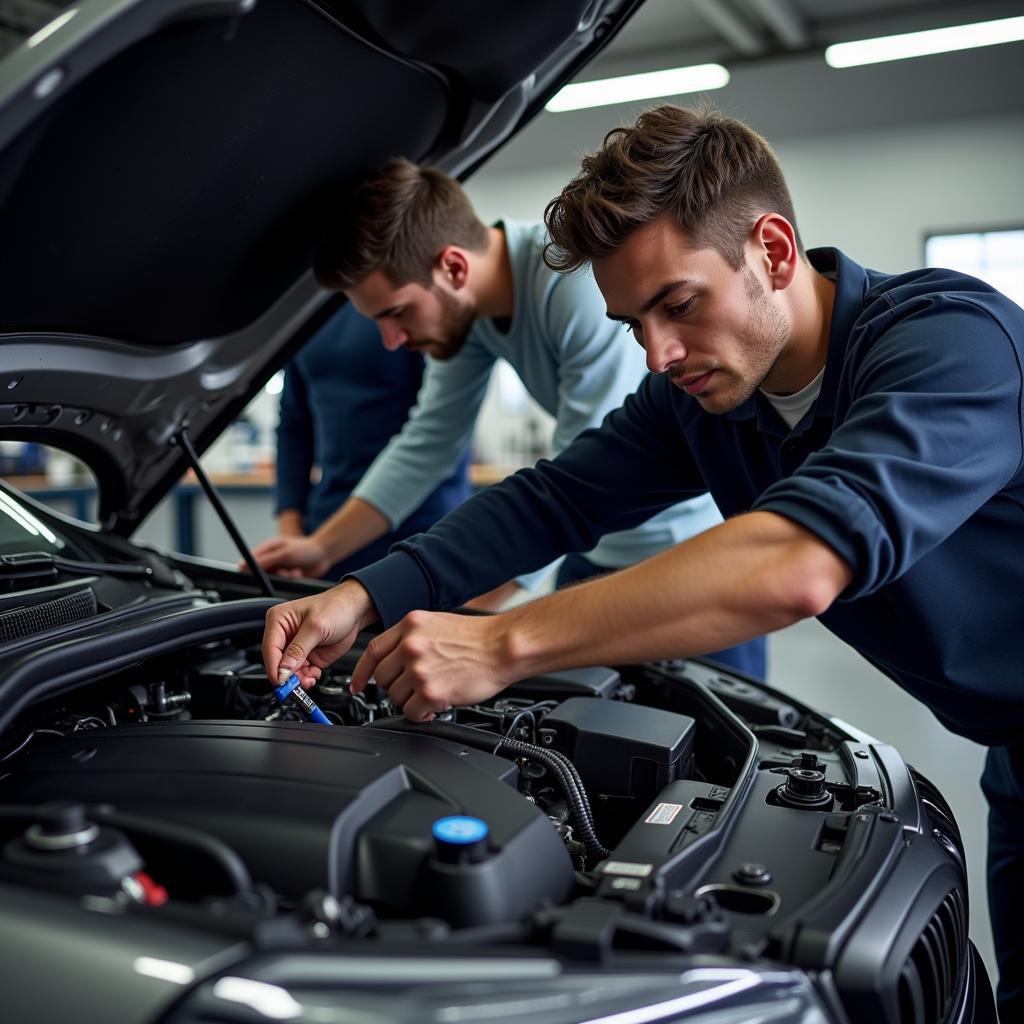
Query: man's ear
436 246 471 291
750 214 799 291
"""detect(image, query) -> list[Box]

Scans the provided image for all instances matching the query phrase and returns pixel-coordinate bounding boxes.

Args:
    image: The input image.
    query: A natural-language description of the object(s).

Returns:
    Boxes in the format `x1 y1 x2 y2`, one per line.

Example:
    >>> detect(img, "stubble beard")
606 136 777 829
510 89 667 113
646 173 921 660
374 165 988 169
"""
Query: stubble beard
414 286 477 361
698 266 789 413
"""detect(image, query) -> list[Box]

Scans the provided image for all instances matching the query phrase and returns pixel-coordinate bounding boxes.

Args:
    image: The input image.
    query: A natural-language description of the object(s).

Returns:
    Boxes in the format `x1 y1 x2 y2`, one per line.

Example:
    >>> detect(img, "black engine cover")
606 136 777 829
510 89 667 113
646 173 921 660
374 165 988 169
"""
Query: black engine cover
0 720 574 924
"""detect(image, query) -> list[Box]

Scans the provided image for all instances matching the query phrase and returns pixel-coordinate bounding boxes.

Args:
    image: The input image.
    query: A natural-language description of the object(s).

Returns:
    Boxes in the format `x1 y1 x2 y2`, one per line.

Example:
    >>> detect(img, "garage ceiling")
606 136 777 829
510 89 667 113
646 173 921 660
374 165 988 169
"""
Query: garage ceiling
5 0 1023 169
593 0 1024 70
487 0 1024 173
6 0 1022 69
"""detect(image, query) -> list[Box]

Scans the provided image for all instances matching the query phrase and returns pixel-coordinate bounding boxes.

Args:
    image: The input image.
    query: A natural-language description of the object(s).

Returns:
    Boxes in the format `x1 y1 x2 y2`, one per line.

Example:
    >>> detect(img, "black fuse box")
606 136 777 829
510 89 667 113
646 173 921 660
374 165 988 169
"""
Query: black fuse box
543 697 696 805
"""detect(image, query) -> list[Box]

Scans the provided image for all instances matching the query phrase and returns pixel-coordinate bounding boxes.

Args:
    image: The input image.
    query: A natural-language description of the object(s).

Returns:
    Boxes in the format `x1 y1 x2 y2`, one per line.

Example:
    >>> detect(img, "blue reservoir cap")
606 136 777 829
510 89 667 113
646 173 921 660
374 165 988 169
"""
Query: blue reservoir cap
432 816 489 845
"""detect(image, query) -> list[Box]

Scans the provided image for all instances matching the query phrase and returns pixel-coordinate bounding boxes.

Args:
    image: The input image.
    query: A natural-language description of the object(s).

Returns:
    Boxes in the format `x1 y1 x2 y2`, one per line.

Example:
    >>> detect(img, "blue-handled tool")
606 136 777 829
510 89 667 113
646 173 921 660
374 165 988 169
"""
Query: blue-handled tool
273 674 332 725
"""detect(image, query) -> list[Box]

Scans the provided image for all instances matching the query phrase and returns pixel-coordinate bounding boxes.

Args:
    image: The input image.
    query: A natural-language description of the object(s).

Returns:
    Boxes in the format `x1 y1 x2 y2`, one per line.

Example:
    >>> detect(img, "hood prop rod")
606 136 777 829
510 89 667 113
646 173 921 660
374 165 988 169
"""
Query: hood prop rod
171 427 275 598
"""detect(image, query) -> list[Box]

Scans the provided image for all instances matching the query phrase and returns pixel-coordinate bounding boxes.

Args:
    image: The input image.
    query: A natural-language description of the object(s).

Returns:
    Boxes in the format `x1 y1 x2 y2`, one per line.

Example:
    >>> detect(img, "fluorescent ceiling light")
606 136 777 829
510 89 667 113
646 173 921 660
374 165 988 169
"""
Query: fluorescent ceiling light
546 64 729 113
28 8 77 47
825 15 1024 68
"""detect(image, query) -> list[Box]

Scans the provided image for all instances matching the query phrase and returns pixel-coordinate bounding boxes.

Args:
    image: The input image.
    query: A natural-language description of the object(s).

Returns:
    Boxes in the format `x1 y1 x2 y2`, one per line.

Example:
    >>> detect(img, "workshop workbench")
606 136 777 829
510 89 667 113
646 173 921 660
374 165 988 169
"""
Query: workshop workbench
4 464 515 556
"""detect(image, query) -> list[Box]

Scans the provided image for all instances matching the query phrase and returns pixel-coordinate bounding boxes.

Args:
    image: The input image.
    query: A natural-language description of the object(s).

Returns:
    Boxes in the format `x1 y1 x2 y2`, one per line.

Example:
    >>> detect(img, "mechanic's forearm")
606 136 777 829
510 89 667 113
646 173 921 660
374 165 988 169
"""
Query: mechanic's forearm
463 579 524 612
276 509 305 537
341 578 383 633
494 511 853 676
309 497 391 563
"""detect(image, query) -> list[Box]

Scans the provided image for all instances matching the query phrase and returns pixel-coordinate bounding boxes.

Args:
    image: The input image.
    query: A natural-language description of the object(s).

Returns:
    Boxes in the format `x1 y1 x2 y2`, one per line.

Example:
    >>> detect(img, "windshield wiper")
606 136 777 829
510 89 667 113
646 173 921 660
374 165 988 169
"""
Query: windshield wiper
0 551 156 581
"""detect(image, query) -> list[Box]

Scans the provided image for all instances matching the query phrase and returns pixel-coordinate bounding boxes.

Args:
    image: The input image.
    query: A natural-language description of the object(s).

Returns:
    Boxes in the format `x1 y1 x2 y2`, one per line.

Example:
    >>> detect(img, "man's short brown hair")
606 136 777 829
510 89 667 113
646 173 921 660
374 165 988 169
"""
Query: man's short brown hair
315 158 490 291
544 104 802 273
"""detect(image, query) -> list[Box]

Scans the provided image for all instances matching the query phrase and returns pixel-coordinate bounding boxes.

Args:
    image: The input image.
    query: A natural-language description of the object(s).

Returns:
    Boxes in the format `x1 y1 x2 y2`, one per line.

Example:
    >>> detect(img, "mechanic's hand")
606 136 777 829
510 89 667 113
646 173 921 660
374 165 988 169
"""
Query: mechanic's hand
350 611 515 722
263 580 378 688
243 535 333 579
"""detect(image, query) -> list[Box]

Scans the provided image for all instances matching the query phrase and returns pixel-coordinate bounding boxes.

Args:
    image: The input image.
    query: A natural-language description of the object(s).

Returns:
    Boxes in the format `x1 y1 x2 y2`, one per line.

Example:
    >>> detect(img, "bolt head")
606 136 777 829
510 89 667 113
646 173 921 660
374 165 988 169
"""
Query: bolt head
734 862 772 886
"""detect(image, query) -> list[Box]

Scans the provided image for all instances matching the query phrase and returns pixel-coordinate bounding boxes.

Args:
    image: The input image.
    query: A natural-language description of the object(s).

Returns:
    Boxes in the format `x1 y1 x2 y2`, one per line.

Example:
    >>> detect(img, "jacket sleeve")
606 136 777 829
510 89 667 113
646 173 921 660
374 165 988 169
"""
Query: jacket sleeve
351 373 708 625
351 344 495 526
753 299 1024 600
273 363 315 516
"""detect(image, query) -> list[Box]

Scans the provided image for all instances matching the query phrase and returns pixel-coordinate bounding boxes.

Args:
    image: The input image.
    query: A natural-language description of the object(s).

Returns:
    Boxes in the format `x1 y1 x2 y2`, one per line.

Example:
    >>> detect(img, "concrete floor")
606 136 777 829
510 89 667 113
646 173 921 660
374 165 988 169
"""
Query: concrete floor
768 618 997 985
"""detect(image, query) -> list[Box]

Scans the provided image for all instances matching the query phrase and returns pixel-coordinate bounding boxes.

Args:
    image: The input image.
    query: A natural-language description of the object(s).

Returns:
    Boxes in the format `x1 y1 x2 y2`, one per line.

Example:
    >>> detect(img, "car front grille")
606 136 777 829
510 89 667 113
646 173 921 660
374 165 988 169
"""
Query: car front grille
897 887 968 1024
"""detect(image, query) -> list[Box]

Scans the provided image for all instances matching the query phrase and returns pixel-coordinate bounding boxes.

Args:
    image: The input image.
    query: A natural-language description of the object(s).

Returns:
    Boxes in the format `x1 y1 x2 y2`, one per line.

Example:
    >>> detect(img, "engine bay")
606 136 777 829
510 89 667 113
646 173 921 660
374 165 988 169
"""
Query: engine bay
0 622 900 933
0 596 980 1023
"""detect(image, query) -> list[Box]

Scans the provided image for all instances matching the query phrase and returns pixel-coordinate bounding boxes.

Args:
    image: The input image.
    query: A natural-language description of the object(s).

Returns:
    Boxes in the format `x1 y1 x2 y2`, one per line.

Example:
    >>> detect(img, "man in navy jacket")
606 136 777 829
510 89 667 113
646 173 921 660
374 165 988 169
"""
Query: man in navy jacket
262 106 1024 1013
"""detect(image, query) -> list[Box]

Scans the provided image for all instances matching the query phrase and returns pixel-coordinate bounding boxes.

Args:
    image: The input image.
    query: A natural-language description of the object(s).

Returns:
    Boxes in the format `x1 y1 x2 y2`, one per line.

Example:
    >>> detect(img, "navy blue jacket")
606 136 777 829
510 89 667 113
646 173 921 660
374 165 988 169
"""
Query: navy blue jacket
354 249 1024 745
275 304 471 574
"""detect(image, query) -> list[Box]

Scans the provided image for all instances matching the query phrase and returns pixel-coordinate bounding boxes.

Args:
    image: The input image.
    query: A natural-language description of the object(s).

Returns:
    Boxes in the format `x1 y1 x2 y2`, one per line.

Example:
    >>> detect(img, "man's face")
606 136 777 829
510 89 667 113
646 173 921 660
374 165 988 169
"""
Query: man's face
593 215 790 414
346 269 476 361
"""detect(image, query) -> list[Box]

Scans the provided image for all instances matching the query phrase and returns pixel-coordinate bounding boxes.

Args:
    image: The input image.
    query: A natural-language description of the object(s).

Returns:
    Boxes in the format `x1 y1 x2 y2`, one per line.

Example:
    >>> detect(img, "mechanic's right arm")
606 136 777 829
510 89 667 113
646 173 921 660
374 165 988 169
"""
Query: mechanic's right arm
276 508 305 538
354 372 705 624
261 373 703 686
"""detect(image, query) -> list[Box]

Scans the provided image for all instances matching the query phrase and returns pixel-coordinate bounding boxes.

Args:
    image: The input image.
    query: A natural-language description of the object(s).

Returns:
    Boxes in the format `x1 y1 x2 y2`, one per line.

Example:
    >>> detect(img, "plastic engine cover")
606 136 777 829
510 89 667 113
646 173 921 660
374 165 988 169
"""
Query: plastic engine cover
0 720 574 926
543 697 696 804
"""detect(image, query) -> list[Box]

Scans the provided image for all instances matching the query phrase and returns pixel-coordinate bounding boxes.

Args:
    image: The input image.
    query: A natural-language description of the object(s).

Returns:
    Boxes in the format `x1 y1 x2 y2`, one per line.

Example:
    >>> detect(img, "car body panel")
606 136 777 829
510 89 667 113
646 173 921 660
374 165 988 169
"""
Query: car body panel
0 0 642 532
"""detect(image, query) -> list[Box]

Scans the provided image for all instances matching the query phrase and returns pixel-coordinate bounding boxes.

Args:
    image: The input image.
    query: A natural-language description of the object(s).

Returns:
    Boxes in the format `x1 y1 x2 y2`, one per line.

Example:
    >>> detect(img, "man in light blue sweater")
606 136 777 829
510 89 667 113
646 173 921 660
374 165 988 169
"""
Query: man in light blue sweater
251 159 764 675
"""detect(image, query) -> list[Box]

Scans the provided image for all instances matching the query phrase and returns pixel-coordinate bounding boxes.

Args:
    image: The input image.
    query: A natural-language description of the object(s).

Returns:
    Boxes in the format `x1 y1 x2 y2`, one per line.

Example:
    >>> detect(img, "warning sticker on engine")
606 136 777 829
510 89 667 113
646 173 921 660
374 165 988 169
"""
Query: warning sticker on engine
645 802 683 825
602 861 653 878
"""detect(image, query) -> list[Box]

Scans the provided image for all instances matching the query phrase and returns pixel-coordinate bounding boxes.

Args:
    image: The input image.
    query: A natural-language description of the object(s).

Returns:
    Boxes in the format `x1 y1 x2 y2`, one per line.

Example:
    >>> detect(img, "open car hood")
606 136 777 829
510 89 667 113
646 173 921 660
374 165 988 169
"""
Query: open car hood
0 0 642 535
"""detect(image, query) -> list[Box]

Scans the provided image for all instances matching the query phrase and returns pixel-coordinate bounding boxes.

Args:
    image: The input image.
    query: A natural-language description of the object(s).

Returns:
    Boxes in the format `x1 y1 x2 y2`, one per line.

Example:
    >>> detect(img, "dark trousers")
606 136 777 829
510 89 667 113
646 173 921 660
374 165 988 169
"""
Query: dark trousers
981 744 1024 1020
554 552 767 680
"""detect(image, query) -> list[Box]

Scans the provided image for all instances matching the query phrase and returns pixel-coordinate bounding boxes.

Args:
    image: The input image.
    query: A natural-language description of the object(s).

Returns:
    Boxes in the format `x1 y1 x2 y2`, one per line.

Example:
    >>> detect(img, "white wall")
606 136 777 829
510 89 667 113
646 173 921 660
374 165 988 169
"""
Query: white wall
779 114 1024 271
466 112 1024 274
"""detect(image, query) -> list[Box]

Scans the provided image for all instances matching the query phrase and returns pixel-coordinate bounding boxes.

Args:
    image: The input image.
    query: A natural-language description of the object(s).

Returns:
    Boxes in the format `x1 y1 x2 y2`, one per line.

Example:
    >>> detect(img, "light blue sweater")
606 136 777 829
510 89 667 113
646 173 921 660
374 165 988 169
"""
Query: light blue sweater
353 221 722 585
